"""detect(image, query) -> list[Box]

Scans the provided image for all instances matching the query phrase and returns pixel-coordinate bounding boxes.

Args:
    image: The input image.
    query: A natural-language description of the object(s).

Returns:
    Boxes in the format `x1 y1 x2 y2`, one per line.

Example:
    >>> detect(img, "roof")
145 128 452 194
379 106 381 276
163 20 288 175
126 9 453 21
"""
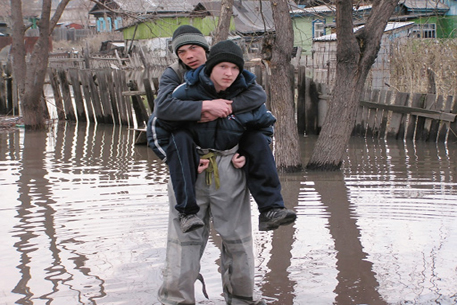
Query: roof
399 0 449 12
90 0 196 15
290 4 372 16
313 22 415 41
199 0 296 35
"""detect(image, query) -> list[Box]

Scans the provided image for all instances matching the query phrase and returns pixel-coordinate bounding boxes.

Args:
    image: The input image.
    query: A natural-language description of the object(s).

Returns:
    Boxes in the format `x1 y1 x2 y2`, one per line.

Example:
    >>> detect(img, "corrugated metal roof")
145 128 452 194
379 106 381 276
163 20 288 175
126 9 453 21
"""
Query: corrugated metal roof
400 0 449 11
290 4 371 15
94 0 197 14
313 22 415 41
233 1 275 34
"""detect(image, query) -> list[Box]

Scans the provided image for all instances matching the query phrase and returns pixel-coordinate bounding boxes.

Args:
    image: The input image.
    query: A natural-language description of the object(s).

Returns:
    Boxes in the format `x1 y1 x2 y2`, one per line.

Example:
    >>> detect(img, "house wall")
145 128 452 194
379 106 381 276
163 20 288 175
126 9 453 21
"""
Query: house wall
292 16 334 55
412 16 456 38
439 16 457 38
121 17 235 40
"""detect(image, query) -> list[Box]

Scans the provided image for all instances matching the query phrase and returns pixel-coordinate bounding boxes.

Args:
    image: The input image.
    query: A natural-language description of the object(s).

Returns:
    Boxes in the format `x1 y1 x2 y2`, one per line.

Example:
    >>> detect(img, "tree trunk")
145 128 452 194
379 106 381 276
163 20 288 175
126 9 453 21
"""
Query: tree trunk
267 0 302 172
10 0 71 130
213 0 234 44
306 0 398 170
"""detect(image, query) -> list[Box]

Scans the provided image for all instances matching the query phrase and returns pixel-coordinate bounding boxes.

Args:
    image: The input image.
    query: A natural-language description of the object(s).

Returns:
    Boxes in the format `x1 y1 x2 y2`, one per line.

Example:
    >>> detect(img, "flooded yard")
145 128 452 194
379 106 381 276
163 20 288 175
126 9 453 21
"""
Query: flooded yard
1 123 457 305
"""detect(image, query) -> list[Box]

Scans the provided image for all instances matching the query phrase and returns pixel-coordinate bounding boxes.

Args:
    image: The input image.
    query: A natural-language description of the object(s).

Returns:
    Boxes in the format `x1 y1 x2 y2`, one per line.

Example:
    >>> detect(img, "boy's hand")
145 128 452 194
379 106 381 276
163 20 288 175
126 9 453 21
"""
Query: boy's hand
231 153 246 169
201 99 233 121
197 159 210 173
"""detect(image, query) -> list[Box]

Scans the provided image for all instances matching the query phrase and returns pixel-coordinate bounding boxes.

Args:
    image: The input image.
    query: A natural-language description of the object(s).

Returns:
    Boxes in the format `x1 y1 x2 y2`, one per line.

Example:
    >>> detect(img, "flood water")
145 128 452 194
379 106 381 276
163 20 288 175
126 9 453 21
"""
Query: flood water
1 123 457 305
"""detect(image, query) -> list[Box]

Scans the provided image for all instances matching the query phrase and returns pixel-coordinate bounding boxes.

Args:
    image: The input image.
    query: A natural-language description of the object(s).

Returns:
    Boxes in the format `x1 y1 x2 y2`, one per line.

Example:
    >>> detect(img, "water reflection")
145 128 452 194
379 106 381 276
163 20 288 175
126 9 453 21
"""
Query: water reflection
1 124 457 304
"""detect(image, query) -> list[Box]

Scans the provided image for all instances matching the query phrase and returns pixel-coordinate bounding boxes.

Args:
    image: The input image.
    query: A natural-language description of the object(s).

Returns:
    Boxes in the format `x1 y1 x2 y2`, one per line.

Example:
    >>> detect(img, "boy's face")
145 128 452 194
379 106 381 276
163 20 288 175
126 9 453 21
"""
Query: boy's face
210 62 240 93
176 44 207 70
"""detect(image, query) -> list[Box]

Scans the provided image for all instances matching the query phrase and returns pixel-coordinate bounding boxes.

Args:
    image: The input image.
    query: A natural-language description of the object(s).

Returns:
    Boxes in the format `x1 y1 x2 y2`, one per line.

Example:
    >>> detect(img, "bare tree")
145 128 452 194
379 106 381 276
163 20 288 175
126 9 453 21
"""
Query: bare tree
212 0 234 44
10 0 71 129
307 0 399 170
265 0 302 172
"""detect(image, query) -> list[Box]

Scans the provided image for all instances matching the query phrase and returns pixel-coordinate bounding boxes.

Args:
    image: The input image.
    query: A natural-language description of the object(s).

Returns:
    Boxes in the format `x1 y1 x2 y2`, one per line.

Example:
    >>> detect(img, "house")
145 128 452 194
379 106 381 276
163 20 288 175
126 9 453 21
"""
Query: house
290 4 372 55
312 22 416 90
89 0 124 33
391 0 454 38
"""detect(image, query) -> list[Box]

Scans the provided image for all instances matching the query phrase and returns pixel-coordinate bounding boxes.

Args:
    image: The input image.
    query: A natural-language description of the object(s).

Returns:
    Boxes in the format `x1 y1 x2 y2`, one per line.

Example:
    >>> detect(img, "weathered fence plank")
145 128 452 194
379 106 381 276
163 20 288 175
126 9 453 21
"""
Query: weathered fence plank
405 93 424 139
438 96 454 142
126 80 149 128
96 70 114 124
86 70 104 123
78 70 95 123
366 89 380 137
68 69 87 122
48 68 65 121
386 92 409 139
119 72 134 126
112 70 129 126
297 66 307 135
416 94 436 141
105 71 120 125
58 70 76 121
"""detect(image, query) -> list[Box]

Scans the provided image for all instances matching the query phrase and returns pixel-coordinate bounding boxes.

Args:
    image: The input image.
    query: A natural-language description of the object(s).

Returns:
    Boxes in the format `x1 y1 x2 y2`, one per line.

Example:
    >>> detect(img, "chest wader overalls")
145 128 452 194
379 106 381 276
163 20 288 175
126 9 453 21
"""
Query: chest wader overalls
158 146 259 305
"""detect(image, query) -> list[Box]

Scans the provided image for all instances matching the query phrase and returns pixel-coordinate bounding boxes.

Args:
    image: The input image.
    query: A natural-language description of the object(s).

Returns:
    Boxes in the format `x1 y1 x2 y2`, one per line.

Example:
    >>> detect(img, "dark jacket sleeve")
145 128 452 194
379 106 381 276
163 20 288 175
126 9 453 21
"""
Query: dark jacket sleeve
241 104 276 142
231 82 267 114
154 67 203 122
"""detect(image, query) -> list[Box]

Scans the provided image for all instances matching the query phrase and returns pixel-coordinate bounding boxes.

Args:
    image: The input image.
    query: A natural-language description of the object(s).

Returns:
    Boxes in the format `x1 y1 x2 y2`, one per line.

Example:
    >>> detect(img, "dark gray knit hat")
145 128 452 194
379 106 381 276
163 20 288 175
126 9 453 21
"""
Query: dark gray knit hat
171 25 210 54
205 40 244 75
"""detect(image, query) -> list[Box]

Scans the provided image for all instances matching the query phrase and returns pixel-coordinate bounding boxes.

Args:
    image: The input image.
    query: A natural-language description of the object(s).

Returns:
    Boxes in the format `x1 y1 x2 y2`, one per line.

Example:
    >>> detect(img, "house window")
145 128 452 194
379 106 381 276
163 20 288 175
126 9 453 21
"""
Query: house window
114 17 122 30
409 23 436 38
313 20 326 38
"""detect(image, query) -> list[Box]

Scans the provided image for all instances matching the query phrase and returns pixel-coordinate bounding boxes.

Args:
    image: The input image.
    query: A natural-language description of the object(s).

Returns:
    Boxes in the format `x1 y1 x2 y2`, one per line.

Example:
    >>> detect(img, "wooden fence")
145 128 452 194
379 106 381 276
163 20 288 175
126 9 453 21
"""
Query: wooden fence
2 60 456 144
319 87 456 142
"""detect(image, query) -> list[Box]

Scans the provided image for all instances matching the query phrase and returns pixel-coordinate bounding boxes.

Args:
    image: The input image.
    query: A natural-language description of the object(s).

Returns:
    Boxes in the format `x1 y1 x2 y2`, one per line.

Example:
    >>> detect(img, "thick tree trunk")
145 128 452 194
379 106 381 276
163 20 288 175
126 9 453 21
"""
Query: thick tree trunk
10 0 71 130
307 0 398 170
10 0 27 96
267 0 302 172
213 0 234 44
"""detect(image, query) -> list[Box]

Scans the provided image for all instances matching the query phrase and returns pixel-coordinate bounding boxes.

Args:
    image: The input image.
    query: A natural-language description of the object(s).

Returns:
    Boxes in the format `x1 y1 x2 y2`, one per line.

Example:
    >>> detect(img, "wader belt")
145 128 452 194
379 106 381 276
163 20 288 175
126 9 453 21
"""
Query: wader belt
198 145 239 190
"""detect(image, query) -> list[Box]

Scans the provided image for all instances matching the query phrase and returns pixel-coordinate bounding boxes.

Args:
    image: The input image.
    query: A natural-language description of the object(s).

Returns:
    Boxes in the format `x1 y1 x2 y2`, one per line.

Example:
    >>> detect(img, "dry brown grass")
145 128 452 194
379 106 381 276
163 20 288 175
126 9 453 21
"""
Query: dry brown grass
390 38 457 99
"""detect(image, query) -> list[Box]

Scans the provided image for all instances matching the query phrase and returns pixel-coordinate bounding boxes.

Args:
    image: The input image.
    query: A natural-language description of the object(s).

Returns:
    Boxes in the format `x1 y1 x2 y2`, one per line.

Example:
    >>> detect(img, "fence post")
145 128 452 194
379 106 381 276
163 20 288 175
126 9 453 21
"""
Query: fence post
297 66 306 135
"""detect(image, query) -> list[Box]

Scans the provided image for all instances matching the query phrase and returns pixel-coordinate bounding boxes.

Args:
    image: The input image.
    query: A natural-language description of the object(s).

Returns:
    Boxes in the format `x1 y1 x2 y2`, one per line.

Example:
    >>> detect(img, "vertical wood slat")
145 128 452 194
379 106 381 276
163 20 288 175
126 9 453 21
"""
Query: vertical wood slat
68 68 87 122
386 92 409 139
86 70 104 123
296 66 307 135
78 69 96 123
96 70 114 124
119 72 134 126
405 93 425 140
128 80 149 128
366 89 380 137
416 94 436 141
438 96 455 142
48 68 66 121
428 95 444 142
448 97 457 143
378 90 392 138
353 89 367 136
113 70 129 126
143 77 156 115
58 69 76 121
105 70 120 125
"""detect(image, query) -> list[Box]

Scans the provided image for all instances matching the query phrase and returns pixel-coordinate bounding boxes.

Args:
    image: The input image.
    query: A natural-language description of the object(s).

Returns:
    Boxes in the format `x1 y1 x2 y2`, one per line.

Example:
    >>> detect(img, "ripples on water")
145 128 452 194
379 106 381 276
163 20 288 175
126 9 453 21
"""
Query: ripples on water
1 123 457 305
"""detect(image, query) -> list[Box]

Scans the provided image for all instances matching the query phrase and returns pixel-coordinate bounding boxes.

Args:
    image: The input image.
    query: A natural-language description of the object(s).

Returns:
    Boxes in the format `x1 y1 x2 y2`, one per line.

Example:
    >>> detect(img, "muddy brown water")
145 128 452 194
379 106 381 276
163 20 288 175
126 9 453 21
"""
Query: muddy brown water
1 123 457 305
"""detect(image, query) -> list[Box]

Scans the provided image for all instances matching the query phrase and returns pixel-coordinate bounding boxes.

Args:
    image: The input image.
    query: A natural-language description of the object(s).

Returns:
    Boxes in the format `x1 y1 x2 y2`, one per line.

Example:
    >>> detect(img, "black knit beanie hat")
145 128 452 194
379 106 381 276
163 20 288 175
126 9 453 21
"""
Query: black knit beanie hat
171 25 210 54
205 40 244 75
